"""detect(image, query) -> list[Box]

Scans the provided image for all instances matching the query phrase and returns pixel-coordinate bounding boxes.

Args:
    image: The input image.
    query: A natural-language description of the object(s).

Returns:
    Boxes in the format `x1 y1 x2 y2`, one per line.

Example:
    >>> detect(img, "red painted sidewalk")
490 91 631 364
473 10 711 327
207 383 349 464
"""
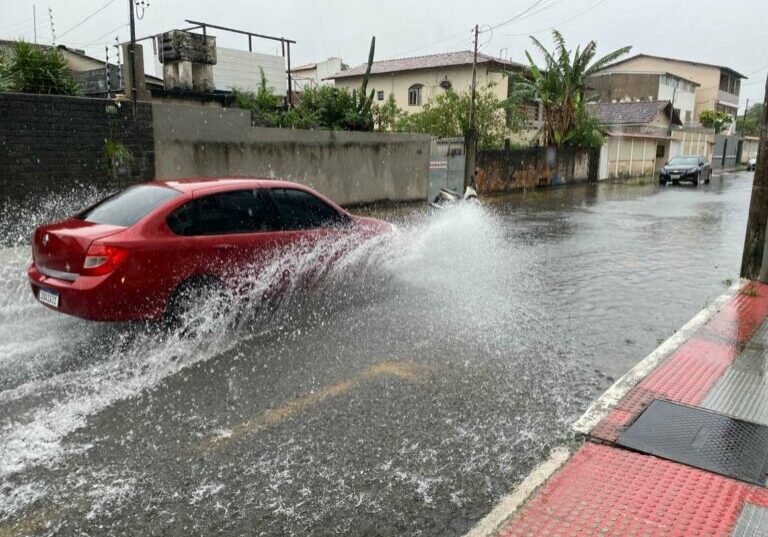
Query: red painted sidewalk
497 282 768 537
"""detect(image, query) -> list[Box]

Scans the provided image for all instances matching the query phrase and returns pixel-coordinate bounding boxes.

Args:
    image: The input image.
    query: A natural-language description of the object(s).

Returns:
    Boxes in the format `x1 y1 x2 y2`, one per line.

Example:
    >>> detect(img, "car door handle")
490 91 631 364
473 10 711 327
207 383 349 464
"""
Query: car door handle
214 244 234 250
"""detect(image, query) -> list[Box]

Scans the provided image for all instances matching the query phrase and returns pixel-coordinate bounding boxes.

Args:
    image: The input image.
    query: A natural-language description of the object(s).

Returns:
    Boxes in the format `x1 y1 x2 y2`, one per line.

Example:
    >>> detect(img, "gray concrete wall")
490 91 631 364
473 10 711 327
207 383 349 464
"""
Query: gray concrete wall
152 103 430 205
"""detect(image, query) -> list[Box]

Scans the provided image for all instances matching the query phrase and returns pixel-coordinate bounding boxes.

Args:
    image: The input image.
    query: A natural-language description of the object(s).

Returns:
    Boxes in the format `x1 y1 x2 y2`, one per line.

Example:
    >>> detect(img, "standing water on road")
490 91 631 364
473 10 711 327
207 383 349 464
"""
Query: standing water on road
0 173 753 536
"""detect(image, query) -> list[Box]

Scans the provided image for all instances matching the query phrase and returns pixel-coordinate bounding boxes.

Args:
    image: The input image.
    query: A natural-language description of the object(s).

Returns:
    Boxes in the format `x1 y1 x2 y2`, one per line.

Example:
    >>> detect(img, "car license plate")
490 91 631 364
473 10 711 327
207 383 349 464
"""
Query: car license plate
38 288 59 308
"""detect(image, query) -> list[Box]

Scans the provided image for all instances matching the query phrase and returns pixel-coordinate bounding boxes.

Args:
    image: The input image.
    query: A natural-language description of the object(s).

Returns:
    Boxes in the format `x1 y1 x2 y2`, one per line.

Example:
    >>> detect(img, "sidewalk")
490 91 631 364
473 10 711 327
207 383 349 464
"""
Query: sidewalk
472 280 768 537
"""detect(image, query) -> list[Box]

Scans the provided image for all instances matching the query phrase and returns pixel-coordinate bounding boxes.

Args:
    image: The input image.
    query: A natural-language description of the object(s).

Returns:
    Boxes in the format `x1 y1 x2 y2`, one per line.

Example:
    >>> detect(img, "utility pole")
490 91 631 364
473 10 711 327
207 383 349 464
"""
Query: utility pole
128 0 137 103
33 5 37 44
740 74 768 280
465 24 479 189
469 24 479 135
742 98 750 138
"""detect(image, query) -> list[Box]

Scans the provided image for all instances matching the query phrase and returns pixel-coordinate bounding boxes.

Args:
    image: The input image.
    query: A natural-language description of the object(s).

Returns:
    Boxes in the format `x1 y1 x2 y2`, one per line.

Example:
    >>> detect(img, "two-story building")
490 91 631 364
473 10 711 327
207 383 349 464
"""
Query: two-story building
595 53 747 122
327 50 528 113
587 71 700 126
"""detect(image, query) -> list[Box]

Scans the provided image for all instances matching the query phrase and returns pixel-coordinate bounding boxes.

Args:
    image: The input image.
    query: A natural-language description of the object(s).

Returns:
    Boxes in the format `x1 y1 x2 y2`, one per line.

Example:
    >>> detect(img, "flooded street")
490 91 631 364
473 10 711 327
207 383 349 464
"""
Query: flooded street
0 172 754 536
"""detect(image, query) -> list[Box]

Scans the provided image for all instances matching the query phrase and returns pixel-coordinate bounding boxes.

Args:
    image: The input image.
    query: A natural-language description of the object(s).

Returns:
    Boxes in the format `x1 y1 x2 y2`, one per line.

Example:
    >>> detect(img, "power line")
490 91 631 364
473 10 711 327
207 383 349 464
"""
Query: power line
485 0 548 31
392 27 474 58
498 0 612 37
83 23 129 47
58 0 118 40
0 16 34 34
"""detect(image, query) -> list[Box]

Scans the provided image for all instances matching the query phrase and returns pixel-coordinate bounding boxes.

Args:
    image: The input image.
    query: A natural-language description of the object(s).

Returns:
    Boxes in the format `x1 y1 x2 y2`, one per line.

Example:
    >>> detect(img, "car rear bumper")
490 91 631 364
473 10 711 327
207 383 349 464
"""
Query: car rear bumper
27 263 164 322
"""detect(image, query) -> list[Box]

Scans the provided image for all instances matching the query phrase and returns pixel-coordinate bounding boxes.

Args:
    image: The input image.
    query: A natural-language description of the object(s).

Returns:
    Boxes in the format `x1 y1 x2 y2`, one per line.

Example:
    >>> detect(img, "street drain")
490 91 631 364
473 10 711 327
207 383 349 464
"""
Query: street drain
617 399 768 486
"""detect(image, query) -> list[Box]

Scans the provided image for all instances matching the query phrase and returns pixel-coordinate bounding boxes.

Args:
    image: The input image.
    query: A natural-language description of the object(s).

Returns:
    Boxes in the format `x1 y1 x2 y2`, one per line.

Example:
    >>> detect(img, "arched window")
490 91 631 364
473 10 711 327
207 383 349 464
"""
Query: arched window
408 84 423 106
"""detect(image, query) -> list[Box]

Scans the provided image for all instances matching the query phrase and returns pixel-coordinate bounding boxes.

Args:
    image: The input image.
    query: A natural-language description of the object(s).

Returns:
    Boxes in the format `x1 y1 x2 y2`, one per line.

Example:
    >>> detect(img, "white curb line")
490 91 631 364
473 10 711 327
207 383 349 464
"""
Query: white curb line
572 278 747 435
463 279 747 537
463 447 571 537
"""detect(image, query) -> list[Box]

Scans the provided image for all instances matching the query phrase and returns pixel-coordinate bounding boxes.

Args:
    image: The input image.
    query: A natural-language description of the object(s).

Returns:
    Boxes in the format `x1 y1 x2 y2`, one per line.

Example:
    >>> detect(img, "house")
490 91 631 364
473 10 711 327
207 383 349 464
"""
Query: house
587 71 700 126
326 50 532 116
588 100 683 179
596 54 747 123
0 40 163 97
290 57 343 92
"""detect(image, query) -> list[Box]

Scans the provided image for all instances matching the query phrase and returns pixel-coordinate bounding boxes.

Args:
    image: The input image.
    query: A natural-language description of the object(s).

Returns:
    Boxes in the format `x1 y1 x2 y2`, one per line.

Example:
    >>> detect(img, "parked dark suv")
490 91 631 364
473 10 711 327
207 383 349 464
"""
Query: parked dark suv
659 155 711 186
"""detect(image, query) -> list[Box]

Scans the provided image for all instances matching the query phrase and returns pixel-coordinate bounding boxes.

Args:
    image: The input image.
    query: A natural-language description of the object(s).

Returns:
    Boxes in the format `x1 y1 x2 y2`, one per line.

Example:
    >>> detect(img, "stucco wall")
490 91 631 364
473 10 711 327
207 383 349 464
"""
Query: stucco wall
153 103 430 205
334 65 508 111
603 57 723 119
602 136 660 179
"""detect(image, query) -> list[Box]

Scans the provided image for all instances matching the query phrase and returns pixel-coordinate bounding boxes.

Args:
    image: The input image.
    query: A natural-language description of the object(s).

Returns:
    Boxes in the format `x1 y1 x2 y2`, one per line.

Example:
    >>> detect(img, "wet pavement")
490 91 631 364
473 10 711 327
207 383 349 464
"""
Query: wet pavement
0 172 755 536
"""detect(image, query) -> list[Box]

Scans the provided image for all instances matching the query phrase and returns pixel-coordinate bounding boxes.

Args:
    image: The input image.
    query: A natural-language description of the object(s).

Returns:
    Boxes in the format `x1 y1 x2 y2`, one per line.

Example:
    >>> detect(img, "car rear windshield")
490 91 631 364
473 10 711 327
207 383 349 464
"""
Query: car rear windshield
78 185 181 227
668 157 699 166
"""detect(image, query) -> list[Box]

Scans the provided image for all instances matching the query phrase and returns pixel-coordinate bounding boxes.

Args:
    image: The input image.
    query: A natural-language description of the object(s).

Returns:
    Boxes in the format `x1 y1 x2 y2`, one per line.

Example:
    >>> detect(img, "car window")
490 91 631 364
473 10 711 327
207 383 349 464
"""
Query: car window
270 188 342 230
167 189 272 236
79 185 181 227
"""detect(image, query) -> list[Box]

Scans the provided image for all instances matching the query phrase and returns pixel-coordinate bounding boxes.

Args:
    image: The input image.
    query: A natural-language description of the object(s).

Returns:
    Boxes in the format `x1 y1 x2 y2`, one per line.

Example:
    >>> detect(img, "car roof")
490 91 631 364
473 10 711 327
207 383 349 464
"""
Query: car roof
155 177 312 194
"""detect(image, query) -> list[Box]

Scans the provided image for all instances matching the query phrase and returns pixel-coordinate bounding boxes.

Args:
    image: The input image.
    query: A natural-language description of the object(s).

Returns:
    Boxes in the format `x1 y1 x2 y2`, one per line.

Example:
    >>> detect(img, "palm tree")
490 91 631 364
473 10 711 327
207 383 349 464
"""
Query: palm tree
512 31 631 147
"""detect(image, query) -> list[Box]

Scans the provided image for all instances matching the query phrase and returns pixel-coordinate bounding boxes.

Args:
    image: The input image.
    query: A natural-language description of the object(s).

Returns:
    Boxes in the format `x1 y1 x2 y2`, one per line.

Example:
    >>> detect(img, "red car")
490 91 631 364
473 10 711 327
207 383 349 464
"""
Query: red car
28 178 390 322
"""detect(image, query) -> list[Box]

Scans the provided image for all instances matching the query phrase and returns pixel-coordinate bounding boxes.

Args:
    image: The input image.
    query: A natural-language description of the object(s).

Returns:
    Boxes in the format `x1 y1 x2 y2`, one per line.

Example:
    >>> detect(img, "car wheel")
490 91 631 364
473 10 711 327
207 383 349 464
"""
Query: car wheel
692 172 699 187
165 276 228 330
659 178 667 185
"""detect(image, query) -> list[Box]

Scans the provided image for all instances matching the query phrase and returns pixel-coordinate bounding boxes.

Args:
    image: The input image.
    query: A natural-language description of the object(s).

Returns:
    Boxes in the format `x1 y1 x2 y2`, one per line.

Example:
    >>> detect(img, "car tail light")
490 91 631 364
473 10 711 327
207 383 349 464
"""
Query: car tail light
82 244 128 276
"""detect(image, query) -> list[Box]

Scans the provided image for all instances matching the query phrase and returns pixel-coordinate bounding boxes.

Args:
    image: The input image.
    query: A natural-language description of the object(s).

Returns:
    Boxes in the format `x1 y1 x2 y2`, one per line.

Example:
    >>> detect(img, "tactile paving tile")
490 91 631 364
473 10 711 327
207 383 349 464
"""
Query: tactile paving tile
733 503 768 537
618 400 768 485
703 369 768 426
500 442 753 537
590 337 739 442
701 284 768 344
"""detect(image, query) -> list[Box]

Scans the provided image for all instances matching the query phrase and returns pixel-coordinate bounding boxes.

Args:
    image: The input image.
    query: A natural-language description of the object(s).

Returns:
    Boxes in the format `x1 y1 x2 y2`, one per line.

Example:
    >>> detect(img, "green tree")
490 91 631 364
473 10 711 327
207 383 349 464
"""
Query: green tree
699 109 732 134
0 40 81 95
373 93 402 131
394 86 524 148
735 103 763 136
511 30 630 148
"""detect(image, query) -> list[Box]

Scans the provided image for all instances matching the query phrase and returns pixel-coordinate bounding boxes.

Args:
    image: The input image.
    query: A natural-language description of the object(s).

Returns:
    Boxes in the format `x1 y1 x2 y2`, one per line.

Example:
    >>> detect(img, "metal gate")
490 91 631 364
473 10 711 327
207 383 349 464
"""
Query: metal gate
429 137 465 200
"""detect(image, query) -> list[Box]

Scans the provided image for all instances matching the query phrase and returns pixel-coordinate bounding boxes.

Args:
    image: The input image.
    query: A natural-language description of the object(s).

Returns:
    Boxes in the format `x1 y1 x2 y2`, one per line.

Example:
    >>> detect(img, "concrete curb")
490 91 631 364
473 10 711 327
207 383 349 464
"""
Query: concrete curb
572 278 746 435
463 447 571 537
463 279 747 537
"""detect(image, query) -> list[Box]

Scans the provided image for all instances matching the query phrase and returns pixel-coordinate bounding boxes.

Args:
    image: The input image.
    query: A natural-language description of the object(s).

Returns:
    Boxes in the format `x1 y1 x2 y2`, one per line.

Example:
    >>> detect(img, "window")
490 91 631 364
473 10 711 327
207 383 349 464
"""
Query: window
377 90 384 101
408 84 423 106
166 189 272 236
656 144 665 158
270 188 342 230
79 185 180 227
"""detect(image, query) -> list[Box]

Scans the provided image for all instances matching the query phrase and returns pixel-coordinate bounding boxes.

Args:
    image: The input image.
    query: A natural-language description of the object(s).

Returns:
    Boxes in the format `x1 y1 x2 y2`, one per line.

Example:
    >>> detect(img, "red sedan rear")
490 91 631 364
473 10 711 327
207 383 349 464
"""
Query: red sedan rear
28 178 391 322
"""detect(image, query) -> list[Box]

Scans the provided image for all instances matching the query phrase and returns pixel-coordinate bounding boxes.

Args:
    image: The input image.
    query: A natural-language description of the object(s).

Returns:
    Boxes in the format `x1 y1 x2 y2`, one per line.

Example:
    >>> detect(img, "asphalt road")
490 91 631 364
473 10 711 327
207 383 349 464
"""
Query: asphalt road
0 172 754 536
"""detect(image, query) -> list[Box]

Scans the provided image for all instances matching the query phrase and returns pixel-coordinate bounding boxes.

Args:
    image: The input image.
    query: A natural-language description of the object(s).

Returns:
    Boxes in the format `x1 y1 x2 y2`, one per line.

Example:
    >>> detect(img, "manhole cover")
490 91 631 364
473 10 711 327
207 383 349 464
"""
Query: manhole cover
617 400 768 485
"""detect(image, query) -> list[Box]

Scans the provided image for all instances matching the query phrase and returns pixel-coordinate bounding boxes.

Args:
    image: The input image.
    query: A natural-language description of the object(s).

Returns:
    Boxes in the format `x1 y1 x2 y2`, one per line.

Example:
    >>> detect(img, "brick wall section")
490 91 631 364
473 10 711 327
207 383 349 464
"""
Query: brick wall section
0 92 154 203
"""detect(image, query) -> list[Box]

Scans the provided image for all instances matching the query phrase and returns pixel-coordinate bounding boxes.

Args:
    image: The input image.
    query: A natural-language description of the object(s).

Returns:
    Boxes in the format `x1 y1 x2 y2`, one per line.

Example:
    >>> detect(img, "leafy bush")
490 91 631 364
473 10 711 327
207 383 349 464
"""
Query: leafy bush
231 37 377 132
736 103 763 136
0 40 81 95
393 86 525 148
699 109 732 134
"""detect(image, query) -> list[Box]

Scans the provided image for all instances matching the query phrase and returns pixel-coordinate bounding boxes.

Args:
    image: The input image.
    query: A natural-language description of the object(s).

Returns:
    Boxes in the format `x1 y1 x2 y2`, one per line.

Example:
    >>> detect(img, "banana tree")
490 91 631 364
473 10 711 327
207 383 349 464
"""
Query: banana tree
511 31 630 148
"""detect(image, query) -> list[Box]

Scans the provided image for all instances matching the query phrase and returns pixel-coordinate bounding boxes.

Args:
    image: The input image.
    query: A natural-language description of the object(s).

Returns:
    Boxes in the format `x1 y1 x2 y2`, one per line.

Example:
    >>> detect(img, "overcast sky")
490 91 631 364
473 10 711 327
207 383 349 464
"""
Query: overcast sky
1 0 766 111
